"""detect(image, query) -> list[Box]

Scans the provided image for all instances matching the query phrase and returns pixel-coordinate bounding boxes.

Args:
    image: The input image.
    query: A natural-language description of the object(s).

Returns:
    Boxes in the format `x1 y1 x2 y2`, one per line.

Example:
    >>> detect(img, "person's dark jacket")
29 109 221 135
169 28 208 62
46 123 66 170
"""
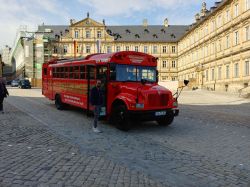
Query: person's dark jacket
90 86 103 106
0 82 9 98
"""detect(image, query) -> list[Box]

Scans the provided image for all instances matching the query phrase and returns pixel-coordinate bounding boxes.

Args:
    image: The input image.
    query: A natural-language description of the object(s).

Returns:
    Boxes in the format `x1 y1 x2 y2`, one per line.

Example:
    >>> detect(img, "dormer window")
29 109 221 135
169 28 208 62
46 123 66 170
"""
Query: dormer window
126 29 131 34
153 34 158 38
135 34 140 38
170 33 176 38
107 29 112 35
144 29 149 33
161 28 166 33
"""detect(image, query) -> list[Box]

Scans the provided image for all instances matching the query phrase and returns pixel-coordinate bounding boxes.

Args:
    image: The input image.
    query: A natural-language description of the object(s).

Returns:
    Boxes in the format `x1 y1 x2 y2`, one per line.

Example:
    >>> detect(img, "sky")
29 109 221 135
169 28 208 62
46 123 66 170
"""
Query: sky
0 0 216 50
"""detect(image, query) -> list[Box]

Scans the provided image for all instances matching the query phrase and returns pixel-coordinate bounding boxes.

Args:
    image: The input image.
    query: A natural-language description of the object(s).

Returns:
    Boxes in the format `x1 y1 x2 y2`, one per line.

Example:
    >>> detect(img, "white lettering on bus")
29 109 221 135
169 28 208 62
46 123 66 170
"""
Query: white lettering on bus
128 55 144 63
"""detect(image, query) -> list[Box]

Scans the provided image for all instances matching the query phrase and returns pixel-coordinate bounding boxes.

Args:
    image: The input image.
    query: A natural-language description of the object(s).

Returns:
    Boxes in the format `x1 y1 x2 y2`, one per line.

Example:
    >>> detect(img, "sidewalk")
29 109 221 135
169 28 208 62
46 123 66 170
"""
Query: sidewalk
0 102 165 187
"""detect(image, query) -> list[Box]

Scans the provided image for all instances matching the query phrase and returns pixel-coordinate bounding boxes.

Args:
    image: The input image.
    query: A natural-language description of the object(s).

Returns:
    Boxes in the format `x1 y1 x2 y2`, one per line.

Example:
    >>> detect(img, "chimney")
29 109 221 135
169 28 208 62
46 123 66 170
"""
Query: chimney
195 13 200 22
103 19 105 25
143 19 148 27
70 19 76 25
164 18 169 27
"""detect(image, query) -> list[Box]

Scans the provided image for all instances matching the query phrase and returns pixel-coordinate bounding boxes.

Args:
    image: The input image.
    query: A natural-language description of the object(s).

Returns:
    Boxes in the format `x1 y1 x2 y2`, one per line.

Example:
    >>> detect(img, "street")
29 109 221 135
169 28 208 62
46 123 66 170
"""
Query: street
0 87 250 187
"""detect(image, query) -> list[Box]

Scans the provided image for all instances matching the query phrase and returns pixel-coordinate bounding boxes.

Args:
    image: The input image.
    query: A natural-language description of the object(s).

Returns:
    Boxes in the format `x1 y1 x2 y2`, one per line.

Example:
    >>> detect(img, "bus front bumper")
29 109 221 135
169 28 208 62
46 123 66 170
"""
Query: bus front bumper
128 108 179 121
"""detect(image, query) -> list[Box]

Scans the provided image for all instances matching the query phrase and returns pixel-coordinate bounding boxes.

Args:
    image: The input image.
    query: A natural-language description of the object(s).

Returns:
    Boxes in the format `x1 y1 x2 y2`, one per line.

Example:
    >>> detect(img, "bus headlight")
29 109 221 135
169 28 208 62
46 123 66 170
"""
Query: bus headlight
136 103 144 109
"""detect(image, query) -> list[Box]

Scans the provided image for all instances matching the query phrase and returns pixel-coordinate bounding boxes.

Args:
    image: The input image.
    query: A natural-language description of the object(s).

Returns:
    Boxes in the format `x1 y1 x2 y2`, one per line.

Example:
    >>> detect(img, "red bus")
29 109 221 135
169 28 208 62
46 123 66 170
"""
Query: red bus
42 51 180 130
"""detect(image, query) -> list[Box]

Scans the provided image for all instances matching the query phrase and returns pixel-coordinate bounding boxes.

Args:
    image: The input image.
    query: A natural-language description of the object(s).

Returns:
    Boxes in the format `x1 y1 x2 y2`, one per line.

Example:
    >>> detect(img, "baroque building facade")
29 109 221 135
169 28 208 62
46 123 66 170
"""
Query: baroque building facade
36 0 250 92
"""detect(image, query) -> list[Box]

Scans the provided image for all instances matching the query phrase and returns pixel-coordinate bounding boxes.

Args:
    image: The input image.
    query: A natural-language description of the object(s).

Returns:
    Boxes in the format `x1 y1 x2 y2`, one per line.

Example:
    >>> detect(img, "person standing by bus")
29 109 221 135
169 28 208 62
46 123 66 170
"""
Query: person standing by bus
0 78 9 114
90 80 103 133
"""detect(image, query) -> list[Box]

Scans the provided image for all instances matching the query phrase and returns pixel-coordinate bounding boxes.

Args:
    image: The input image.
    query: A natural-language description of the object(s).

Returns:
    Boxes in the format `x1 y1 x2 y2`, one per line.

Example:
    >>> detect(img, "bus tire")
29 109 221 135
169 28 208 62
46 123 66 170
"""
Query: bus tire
112 105 131 131
157 111 174 126
55 94 64 110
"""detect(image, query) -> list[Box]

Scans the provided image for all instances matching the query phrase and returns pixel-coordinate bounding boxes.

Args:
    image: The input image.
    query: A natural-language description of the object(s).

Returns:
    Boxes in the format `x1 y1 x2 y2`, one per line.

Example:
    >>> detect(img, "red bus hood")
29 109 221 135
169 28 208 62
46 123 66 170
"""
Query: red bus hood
117 83 175 110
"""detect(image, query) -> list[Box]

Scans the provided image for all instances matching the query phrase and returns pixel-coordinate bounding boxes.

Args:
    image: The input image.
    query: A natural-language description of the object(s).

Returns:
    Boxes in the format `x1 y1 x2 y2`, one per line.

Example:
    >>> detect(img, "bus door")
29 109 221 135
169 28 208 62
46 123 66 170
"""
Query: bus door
86 65 95 116
97 65 108 116
42 65 51 98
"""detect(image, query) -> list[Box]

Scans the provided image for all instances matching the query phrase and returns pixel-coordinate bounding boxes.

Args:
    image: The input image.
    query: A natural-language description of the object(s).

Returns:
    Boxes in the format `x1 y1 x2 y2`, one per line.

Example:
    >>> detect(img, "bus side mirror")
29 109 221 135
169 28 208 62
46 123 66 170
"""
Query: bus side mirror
184 80 189 86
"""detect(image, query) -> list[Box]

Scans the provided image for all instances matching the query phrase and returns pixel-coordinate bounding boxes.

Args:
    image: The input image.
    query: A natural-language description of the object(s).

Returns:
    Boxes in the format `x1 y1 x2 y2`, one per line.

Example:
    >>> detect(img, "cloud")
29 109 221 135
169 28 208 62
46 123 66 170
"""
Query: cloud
0 0 69 48
78 0 200 17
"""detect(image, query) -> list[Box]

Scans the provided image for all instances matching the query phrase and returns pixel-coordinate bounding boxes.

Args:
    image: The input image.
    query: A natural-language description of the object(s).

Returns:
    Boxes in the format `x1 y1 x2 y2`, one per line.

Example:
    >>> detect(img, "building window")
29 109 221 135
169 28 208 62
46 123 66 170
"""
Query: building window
135 46 139 52
172 61 176 68
206 70 209 81
246 0 250 10
226 65 230 79
245 61 249 76
75 31 79 38
211 43 214 54
153 46 157 54
226 35 230 48
234 3 239 17
218 66 222 80
86 45 91 53
172 46 176 53
162 61 167 68
234 63 239 77
125 46 129 51
235 31 239 45
53 46 57 53
107 46 112 53
246 26 250 41
116 46 120 52
218 40 222 51
86 30 90 38
212 20 216 31
162 76 167 81
76 45 79 53
97 31 102 38
63 45 68 54
163 46 167 53
211 69 215 81
225 9 230 22
144 46 148 53
217 15 222 27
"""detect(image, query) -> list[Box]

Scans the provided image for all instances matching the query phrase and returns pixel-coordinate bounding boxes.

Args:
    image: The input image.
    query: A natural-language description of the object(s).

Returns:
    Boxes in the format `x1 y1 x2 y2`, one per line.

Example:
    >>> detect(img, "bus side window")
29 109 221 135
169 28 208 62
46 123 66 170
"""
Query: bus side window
60 67 64 78
74 66 79 79
80 66 86 79
65 67 69 78
69 67 74 79
43 68 47 76
110 63 116 81
52 68 55 78
87 66 95 79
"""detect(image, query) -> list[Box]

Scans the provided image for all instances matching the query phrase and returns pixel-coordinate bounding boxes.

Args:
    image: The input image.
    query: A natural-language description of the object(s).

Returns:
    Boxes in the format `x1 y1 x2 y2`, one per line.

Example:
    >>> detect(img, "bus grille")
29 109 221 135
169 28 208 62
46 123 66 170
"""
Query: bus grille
148 94 169 107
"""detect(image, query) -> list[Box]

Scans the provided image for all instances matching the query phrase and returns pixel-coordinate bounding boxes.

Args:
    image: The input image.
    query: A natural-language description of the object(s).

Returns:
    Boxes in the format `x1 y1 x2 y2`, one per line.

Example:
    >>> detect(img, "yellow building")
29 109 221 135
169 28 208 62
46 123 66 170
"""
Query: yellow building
38 14 187 82
38 0 250 93
178 0 250 92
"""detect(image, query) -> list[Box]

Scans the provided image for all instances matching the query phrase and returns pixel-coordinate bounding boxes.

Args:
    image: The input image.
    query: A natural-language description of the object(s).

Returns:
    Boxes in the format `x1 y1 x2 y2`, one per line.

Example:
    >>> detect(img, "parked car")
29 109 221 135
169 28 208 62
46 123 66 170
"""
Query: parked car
18 79 31 89
11 80 19 87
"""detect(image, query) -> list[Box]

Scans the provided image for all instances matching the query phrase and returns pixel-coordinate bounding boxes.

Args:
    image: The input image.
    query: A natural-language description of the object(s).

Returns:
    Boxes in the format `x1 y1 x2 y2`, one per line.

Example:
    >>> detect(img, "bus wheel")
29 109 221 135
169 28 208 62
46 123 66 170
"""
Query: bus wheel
55 94 64 110
113 105 131 131
157 111 174 126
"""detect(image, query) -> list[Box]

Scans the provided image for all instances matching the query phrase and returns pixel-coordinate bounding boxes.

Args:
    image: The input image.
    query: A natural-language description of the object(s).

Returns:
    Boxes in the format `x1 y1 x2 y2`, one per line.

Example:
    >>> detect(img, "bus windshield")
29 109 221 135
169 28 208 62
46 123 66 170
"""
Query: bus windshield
110 64 157 82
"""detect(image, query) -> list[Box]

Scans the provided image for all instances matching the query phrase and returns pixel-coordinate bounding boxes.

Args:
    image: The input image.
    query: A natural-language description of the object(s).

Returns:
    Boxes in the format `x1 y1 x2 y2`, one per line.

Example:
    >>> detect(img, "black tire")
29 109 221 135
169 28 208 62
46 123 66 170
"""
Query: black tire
55 94 64 110
157 111 174 126
112 105 131 131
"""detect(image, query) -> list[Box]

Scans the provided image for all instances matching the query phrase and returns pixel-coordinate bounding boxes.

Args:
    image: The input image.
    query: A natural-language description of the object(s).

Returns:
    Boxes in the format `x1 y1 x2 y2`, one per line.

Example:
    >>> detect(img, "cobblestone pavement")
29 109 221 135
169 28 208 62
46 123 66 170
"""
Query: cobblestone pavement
0 103 165 187
1 88 250 187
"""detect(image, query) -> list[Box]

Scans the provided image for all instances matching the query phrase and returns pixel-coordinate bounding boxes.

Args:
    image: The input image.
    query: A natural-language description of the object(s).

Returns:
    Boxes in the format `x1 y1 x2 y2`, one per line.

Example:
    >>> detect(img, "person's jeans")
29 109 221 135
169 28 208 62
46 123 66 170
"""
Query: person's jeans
0 97 4 111
93 105 101 128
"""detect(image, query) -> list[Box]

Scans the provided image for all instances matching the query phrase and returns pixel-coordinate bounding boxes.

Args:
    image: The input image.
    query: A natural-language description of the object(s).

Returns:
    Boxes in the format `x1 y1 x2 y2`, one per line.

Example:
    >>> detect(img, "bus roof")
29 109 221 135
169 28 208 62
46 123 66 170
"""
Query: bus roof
46 51 158 67
86 51 158 67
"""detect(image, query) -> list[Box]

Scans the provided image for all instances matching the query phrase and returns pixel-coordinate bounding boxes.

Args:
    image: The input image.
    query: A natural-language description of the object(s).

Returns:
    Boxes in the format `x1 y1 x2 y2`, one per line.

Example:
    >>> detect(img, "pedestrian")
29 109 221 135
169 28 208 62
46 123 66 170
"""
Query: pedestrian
90 80 103 133
0 77 9 114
